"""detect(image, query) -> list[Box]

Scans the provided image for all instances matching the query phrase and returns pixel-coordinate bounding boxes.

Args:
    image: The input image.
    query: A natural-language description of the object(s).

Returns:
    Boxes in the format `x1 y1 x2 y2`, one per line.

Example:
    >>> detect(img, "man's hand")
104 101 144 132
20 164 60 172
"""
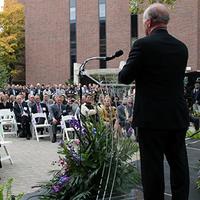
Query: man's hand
52 118 58 124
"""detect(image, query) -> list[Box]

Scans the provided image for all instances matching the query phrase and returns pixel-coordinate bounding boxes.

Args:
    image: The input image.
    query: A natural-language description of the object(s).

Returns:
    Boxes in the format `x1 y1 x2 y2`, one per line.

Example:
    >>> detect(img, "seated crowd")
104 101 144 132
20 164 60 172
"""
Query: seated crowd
0 83 135 142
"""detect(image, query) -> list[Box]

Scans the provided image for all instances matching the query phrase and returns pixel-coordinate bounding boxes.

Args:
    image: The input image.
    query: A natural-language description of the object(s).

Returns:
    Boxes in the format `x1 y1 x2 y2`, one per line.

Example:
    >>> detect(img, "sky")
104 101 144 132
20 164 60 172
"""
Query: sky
0 0 4 6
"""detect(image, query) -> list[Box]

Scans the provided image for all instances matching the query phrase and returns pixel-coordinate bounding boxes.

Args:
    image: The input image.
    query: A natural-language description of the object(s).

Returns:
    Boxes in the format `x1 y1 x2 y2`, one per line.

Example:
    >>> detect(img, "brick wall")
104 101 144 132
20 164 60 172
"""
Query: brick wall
21 0 199 84
76 0 99 69
24 0 70 85
106 0 131 68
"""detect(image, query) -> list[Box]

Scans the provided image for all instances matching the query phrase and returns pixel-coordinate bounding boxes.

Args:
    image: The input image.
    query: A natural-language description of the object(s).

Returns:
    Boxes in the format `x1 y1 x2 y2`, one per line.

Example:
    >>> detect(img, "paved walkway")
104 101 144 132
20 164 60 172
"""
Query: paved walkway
0 136 59 195
1 133 199 200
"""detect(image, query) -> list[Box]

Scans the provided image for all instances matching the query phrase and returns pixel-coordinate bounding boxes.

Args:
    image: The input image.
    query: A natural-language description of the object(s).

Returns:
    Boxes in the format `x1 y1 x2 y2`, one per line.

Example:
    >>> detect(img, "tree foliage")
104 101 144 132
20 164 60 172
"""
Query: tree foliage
0 0 25 86
129 0 177 14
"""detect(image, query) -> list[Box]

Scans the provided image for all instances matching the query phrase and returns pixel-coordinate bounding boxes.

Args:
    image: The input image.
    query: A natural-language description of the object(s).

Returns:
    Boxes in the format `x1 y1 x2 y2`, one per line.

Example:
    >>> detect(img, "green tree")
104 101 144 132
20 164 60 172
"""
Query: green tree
0 0 25 86
129 0 177 14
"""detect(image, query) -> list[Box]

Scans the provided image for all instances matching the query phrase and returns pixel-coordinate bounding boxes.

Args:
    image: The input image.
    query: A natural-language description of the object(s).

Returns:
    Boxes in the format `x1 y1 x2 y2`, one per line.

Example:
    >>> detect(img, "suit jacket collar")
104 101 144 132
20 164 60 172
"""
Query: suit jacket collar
150 28 168 35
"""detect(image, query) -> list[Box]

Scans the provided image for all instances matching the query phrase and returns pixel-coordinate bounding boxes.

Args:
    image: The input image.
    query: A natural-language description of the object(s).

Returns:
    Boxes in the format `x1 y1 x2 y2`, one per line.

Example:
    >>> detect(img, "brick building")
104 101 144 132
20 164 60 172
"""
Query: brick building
19 0 199 84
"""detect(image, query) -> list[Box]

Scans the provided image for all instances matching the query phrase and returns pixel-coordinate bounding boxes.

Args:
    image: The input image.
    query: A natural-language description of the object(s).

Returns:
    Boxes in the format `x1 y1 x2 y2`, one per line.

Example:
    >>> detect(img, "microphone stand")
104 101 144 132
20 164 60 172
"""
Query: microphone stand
78 56 105 113
78 56 105 166
77 50 123 167
77 51 123 199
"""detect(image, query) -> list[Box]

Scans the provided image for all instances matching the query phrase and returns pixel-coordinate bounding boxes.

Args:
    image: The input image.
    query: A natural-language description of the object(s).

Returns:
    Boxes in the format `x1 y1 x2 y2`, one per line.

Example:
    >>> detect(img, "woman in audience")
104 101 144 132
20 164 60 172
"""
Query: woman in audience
0 94 13 110
99 96 116 126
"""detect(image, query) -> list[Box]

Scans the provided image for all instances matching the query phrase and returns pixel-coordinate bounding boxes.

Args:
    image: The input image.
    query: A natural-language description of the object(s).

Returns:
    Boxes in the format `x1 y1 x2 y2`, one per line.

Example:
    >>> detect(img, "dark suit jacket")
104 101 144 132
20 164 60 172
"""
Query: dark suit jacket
31 102 49 116
13 101 31 122
35 88 44 100
0 102 13 111
191 88 200 104
49 103 69 121
7 88 20 96
118 29 189 130
117 104 127 126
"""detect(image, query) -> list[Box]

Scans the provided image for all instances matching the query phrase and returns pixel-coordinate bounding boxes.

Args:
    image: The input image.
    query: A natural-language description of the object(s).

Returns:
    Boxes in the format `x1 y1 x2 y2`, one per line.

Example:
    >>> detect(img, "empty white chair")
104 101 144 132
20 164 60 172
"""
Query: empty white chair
0 109 18 137
31 113 51 142
61 115 76 141
0 122 13 165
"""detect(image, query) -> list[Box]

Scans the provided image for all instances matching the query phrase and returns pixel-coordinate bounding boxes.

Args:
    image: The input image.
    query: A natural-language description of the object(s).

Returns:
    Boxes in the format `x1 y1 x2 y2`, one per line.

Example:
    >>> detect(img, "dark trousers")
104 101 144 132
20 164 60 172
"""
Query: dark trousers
17 115 31 138
52 121 61 138
36 117 45 133
138 128 189 200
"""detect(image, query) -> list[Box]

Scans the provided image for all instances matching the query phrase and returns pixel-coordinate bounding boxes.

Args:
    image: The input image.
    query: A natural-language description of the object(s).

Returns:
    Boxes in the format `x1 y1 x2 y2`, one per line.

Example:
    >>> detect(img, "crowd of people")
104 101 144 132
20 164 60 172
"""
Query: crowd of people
0 83 135 142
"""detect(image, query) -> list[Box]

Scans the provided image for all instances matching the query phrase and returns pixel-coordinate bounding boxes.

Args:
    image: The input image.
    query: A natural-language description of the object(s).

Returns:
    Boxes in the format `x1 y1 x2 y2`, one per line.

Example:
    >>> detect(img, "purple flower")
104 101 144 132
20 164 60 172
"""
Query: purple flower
69 118 81 130
52 185 61 193
127 127 134 137
69 148 81 163
58 175 70 185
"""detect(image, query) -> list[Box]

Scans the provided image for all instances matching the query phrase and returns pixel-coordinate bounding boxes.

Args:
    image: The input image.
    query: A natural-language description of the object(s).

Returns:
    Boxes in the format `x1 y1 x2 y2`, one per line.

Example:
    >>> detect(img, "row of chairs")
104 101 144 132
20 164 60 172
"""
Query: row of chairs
31 113 76 142
0 109 18 137
0 109 76 166
0 109 76 142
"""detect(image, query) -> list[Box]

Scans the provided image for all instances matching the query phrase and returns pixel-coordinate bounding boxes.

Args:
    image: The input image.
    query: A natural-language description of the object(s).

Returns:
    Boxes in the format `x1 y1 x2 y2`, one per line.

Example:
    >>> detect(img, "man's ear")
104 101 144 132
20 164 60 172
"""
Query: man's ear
148 19 152 28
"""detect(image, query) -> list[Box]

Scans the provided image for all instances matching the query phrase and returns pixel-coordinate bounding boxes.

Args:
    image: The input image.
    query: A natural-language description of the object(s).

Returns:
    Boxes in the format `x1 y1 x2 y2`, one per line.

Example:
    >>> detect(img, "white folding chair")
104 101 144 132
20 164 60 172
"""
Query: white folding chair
0 122 13 165
31 113 51 142
61 115 76 141
0 109 18 137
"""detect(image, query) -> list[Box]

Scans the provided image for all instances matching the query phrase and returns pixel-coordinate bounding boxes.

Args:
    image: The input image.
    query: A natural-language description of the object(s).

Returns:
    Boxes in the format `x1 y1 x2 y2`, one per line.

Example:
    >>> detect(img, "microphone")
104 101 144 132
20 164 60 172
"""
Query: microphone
105 50 124 61
79 49 124 72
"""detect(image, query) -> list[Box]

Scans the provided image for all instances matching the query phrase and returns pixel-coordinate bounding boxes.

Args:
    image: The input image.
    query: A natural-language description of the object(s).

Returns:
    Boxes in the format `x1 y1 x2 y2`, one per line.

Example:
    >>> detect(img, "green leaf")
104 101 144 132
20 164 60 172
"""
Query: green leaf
129 0 177 14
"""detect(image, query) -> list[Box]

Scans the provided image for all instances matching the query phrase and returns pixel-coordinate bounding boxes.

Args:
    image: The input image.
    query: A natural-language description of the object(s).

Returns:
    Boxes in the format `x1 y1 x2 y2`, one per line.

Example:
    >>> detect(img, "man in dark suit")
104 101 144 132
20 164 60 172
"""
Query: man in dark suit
49 95 69 143
13 95 32 140
7 84 20 96
31 95 49 117
118 3 189 200
35 83 44 100
31 95 49 135
117 98 128 128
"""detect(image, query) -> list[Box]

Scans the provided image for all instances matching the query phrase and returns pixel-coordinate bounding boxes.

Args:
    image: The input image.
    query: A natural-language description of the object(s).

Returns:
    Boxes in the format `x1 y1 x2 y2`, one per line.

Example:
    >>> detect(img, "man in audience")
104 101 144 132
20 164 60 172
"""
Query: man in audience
31 95 49 135
31 95 49 117
13 95 32 140
49 95 68 143
26 94 35 111
81 94 98 121
43 85 52 97
35 83 44 100
117 97 128 133
29 84 36 96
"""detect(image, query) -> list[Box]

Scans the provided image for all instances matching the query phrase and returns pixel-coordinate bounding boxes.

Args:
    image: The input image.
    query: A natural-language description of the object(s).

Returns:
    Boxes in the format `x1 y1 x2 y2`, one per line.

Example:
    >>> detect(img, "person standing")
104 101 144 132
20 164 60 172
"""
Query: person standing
118 3 189 200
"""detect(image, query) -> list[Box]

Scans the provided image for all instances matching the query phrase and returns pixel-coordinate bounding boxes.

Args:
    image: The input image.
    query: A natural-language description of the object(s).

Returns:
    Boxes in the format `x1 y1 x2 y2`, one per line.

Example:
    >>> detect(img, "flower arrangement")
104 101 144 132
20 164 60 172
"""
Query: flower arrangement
41 116 140 200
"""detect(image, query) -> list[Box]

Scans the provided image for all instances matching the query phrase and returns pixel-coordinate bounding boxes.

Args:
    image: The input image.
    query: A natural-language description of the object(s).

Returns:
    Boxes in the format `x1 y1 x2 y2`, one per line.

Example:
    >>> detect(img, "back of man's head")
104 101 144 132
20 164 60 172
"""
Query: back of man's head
143 3 170 25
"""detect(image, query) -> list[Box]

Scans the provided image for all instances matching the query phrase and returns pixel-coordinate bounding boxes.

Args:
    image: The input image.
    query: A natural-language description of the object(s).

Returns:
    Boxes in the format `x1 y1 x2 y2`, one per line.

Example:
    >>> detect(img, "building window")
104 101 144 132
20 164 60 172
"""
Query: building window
99 0 106 68
70 0 76 79
131 14 138 44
